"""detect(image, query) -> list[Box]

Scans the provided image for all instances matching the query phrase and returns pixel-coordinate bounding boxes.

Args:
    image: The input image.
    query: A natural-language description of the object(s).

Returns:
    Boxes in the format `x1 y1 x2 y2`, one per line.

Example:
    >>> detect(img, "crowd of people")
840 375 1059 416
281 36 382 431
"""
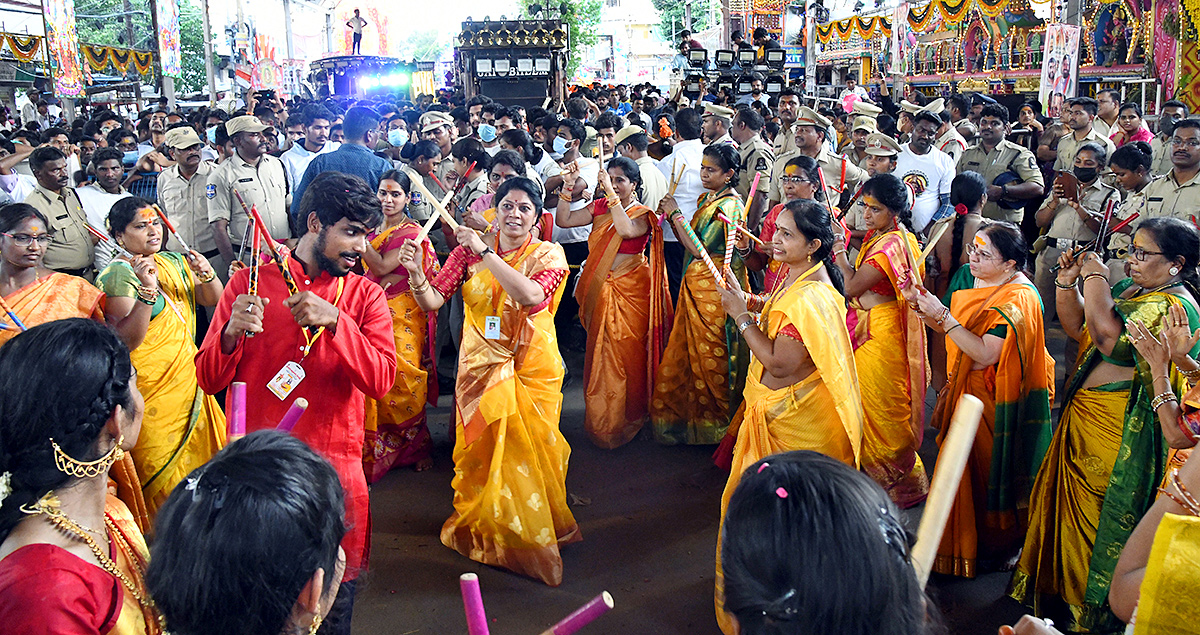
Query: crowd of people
0 72 1196 635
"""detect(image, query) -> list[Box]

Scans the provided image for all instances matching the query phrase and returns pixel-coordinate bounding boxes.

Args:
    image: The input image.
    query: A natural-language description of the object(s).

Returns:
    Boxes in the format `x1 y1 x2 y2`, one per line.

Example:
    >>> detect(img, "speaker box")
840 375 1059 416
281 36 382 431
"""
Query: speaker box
477 77 549 110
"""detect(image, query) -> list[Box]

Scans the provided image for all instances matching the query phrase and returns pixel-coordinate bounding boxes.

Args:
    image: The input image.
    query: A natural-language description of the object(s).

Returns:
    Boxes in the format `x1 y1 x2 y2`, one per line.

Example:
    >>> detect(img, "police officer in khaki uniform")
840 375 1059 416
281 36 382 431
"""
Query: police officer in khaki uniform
1150 101 1190 176
847 116 876 171
1129 118 1200 221
24 146 94 277
768 106 866 211
1033 141 1120 321
957 102 1045 222
772 88 801 156
1053 96 1116 172
702 103 737 147
157 127 226 280
419 111 457 189
844 133 901 241
206 115 291 265
729 107 774 229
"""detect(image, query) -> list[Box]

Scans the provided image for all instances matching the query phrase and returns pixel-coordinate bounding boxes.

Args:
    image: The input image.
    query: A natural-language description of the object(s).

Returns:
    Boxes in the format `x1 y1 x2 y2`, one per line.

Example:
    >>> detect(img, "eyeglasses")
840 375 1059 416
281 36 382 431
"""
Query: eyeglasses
1130 246 1167 261
1 232 51 246
966 244 998 260
780 176 812 185
1170 138 1200 149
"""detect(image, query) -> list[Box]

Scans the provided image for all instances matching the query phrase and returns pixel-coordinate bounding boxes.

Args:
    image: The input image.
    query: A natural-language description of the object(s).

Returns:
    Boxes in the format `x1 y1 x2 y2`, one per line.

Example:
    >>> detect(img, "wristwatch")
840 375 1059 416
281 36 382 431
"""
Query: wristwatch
1000 182 1010 199
477 246 494 258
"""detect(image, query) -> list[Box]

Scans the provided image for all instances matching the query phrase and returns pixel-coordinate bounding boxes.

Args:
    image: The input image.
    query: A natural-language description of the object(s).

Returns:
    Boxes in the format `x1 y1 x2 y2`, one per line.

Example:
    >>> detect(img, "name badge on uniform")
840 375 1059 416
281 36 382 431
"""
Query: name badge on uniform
267 361 305 400
484 316 502 340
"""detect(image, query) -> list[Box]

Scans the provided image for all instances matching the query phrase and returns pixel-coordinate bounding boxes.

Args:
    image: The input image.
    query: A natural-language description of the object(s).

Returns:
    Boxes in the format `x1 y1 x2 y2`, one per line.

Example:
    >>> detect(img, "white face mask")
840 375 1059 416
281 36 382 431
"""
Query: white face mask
387 129 409 147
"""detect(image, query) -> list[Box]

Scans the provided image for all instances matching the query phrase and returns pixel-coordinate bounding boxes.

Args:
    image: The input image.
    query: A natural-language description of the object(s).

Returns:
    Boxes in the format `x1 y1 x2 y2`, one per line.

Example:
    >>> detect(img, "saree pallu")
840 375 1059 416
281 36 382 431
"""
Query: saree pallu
759 203 786 292
713 279 865 635
0 272 103 345
852 230 930 508
363 221 438 481
440 240 581 587
575 202 672 449
98 252 226 519
932 282 1054 578
107 494 161 635
651 192 749 445
1133 513 1200 635
1011 281 1200 632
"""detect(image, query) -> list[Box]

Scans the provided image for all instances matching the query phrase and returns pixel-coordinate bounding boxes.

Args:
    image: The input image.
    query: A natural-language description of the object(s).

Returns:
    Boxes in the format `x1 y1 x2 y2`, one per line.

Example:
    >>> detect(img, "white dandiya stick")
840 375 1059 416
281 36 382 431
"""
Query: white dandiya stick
911 393 984 588
716 212 764 246
410 177 461 232
459 573 490 635
538 592 615 635
920 217 954 261
275 398 308 432
415 207 444 243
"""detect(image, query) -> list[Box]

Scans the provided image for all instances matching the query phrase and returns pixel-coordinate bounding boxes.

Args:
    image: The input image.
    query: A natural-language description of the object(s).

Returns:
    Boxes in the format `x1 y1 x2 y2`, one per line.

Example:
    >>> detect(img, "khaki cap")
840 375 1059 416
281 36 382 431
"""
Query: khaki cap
900 99 923 114
850 101 883 118
864 132 901 156
920 98 945 115
225 115 268 137
852 116 877 133
613 124 645 147
164 126 203 149
703 103 735 119
420 111 453 133
796 106 831 129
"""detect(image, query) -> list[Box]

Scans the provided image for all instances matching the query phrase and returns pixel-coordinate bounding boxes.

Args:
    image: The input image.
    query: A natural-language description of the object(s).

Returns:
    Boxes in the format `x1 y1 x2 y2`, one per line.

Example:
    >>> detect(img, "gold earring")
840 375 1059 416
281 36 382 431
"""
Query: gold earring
308 613 323 635
50 434 124 479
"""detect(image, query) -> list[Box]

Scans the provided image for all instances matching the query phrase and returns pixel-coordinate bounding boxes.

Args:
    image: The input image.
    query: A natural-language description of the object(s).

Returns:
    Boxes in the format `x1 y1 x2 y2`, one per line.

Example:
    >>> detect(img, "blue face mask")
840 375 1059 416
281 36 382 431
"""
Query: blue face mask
552 135 570 155
206 126 217 144
387 129 409 147
122 150 139 166
478 123 497 143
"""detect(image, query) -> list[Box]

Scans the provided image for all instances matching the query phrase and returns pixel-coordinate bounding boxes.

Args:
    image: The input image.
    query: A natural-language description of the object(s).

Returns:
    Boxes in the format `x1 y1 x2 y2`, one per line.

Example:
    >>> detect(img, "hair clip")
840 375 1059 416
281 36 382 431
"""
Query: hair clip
757 462 769 473
775 487 788 499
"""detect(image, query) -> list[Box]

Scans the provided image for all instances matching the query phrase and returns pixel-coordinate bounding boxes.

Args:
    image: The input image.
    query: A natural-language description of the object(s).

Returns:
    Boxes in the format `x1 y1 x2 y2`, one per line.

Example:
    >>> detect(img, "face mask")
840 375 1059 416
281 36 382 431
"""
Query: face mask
387 129 409 147
552 136 570 155
478 124 497 143
1073 166 1099 183
122 150 139 167
206 126 217 144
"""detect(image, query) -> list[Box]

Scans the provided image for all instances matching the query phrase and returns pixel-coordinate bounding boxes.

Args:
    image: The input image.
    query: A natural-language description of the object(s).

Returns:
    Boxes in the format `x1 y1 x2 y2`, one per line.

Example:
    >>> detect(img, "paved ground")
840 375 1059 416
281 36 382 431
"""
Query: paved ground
353 327 1072 635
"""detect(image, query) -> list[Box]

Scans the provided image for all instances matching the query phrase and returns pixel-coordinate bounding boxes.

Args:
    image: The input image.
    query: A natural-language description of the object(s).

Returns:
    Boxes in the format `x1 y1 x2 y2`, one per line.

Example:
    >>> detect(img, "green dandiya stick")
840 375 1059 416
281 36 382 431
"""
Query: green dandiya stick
673 211 727 289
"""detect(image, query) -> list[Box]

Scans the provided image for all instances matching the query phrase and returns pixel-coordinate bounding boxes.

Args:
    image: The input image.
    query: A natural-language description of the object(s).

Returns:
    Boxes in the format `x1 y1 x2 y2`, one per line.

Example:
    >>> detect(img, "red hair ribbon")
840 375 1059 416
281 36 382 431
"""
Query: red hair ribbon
955 203 969 216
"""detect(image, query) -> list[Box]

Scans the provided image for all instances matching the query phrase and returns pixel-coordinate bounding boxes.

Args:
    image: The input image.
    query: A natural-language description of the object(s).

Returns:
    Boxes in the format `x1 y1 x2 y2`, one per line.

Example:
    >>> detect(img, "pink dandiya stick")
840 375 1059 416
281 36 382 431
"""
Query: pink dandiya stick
538 592 615 635
229 382 247 441
276 398 308 432
743 172 762 213
717 212 764 246
459 573 490 635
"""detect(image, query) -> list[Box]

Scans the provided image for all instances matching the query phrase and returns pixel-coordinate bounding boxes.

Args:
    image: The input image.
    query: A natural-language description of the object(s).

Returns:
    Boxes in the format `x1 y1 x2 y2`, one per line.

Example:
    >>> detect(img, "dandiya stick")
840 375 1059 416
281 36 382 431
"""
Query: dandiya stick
911 393 984 588
459 573 490 635
0 294 26 331
538 592 615 635
85 224 135 259
153 204 193 255
228 382 247 441
414 206 444 243
675 212 727 289
276 398 308 432
410 178 462 232
249 205 301 296
1050 212 1140 273
920 217 954 261
814 166 847 235
742 172 762 213
716 212 764 246
236 216 255 265
667 161 687 197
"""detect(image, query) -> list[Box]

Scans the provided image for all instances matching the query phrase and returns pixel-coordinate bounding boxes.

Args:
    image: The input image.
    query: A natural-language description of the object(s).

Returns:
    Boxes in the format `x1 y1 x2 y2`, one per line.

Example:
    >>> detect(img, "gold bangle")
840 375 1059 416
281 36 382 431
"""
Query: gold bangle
1054 278 1077 289
1083 273 1107 285
1151 391 1179 410
1180 366 1200 381
735 311 755 325
197 270 216 284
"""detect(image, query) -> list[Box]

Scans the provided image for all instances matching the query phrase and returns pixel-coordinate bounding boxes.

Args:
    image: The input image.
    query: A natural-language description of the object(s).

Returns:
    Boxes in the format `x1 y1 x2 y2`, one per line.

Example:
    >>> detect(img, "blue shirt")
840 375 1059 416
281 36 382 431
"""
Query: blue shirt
290 144 393 220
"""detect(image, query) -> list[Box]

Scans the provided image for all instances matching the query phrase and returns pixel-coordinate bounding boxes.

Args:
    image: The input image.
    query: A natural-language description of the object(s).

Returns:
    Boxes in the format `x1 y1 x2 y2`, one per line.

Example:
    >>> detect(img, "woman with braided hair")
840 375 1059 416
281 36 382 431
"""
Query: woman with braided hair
0 318 160 634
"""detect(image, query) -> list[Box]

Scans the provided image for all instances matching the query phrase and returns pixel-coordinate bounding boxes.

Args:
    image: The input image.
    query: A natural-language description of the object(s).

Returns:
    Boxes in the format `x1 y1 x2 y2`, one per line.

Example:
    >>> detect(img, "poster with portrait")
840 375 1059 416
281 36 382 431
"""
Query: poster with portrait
1039 24 1081 118
156 0 182 78
42 0 84 97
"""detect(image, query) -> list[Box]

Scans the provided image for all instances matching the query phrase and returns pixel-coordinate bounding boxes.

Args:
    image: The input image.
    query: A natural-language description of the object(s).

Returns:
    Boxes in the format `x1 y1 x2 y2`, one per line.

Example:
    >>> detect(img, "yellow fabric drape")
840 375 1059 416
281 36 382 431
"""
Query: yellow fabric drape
106 494 161 635
713 278 864 635
1134 513 1200 635
440 240 581 587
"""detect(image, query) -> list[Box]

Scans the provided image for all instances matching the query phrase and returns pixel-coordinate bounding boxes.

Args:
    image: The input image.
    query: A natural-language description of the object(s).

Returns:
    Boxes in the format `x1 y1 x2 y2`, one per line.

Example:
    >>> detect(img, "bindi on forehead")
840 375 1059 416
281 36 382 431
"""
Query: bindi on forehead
973 234 988 247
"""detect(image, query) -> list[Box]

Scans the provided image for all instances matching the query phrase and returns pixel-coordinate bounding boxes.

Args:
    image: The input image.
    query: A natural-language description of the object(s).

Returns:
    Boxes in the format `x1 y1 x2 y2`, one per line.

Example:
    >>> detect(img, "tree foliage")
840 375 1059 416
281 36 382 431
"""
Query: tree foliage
650 0 713 42
398 29 449 63
516 0 602 78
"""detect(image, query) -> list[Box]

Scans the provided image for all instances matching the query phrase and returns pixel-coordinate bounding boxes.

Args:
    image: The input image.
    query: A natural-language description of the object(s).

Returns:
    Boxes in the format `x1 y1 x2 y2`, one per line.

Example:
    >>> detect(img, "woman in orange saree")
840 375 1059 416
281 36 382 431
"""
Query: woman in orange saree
557 156 672 448
906 222 1054 578
712 200 864 635
400 178 580 586
832 174 930 508
652 144 750 446
0 204 103 345
361 171 438 479
0 318 160 635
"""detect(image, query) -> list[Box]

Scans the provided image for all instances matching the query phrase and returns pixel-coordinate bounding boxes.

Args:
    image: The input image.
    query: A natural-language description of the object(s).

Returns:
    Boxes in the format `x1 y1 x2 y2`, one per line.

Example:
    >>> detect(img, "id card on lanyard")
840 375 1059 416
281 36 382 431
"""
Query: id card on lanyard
267 276 346 400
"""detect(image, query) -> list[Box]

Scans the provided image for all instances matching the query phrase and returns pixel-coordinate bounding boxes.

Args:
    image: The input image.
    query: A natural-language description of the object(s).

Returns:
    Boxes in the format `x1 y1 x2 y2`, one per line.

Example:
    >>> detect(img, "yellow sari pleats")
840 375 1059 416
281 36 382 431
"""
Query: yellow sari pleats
363 291 433 480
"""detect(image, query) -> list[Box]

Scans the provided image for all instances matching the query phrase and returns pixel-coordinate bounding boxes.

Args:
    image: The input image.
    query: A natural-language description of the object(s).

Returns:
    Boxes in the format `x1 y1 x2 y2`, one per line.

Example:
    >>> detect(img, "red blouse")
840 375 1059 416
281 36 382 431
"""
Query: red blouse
0 544 120 635
593 198 650 254
432 244 567 315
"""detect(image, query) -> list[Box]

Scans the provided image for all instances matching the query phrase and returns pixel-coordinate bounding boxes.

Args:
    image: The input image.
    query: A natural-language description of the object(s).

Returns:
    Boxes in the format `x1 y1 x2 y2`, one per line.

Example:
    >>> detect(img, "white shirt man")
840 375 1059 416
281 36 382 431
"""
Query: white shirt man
75 183 130 270
896 142 955 233
656 138 705 242
281 139 339 193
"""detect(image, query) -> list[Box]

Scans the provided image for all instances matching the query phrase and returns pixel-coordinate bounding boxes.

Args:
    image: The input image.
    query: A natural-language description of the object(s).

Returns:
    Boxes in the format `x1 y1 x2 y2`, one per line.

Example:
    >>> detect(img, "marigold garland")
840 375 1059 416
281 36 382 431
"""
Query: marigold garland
5 35 40 62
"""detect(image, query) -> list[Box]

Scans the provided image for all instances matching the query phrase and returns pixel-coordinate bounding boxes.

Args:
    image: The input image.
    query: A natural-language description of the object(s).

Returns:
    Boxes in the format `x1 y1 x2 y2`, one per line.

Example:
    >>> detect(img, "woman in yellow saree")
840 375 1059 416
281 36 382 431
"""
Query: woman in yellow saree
400 178 580 586
97 197 226 520
0 318 161 635
906 222 1054 578
1011 217 1200 632
832 174 930 508
712 199 864 635
360 171 438 478
557 156 672 448
0 203 103 344
653 143 750 446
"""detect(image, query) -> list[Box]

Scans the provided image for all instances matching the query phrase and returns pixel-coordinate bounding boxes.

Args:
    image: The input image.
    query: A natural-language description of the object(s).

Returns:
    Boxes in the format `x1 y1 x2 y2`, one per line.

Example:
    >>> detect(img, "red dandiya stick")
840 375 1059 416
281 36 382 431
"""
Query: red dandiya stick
229 382 247 441
459 573 490 635
815 166 848 235
276 398 308 432
153 204 193 255
717 212 764 246
248 205 301 296
86 224 134 259
538 592 615 635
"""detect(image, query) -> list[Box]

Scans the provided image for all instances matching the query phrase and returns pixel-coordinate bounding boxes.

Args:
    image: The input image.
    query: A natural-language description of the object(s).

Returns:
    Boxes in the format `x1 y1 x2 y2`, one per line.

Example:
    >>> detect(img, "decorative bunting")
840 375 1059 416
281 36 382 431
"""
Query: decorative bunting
109 47 132 72
82 44 110 72
5 35 41 62
132 50 154 76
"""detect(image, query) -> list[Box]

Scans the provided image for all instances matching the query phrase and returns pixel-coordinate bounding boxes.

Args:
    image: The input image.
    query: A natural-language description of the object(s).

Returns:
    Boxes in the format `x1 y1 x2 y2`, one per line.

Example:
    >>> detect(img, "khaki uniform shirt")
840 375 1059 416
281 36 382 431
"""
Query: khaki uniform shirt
24 184 92 271
453 175 489 224
1042 178 1120 242
736 135 775 202
936 128 969 164
1053 127 1116 172
957 140 1044 222
206 153 290 244
1150 134 1176 177
768 146 866 208
401 165 444 223
848 149 871 172
635 155 668 211
1128 170 1200 222
158 162 218 255
1093 117 1114 139
772 122 798 156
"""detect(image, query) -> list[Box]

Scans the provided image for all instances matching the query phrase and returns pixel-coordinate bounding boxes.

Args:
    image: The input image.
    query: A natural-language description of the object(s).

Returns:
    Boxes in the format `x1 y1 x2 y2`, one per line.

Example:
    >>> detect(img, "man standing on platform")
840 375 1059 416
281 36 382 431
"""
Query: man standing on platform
196 172 394 635
347 9 367 55
207 115 291 264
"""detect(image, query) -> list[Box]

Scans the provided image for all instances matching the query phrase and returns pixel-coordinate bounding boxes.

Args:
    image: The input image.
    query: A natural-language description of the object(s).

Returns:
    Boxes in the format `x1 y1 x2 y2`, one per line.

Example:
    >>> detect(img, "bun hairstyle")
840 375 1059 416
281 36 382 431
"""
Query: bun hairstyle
0 319 134 541
949 172 986 267
1110 141 1153 174
1136 217 1200 298
784 199 844 294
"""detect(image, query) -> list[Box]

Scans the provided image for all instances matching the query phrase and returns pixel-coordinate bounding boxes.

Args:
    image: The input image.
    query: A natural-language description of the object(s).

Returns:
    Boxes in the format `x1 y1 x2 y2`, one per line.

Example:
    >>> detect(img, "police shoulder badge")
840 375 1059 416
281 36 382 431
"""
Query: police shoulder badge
206 184 216 199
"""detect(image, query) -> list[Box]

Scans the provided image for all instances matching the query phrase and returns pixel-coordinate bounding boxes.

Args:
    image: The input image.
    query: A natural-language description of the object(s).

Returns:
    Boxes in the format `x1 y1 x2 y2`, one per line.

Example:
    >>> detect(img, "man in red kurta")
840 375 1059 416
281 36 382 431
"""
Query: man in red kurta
196 171 395 633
